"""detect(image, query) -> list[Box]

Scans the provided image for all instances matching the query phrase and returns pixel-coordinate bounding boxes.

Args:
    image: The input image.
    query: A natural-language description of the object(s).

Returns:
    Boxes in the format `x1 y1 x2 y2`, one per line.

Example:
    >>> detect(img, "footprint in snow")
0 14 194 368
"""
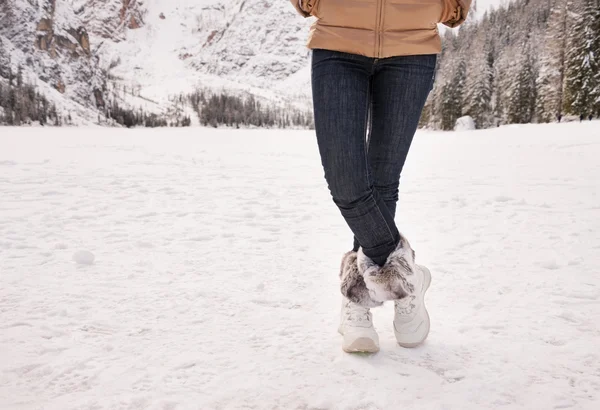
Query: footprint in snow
494 195 514 203
539 261 561 270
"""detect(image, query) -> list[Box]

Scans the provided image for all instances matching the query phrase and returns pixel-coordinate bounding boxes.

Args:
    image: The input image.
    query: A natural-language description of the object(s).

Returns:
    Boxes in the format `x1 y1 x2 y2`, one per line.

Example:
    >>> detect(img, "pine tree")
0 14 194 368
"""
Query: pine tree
564 0 600 117
536 1 569 122
464 38 493 128
419 95 432 128
440 59 466 130
505 43 537 124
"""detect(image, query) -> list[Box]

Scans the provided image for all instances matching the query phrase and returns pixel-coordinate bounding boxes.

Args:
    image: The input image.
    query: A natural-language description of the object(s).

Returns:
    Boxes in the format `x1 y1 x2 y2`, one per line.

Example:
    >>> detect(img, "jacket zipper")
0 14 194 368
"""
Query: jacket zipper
375 0 385 58
374 0 381 57
377 0 385 57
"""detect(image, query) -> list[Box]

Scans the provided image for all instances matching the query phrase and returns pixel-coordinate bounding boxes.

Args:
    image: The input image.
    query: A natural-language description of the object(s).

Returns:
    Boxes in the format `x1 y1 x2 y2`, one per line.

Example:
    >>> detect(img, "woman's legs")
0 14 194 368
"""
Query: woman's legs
312 49 400 266
312 49 436 266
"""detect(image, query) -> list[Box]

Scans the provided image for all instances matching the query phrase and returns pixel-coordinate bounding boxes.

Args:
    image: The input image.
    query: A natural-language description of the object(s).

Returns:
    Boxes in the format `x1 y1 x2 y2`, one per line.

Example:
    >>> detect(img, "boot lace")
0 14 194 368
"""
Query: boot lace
344 300 372 324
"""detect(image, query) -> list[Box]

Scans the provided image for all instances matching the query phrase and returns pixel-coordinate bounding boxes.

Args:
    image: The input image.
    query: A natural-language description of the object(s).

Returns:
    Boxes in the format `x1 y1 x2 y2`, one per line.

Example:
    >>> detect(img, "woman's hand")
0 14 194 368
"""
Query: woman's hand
441 0 472 28
290 0 318 18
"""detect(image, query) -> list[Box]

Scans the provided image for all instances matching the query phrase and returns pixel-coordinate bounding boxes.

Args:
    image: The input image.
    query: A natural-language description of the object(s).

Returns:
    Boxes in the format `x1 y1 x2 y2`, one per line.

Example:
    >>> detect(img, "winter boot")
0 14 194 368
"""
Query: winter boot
338 297 380 353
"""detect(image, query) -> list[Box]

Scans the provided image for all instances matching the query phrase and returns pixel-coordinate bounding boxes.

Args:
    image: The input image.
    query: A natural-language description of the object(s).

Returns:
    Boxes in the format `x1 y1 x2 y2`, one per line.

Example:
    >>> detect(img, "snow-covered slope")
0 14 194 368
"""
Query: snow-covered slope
96 0 313 105
1 121 599 409
0 0 314 123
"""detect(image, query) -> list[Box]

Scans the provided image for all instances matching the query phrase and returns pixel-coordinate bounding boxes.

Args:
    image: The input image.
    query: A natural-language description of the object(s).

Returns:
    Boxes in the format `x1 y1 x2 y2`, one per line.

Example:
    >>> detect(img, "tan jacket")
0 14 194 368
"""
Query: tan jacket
290 0 472 58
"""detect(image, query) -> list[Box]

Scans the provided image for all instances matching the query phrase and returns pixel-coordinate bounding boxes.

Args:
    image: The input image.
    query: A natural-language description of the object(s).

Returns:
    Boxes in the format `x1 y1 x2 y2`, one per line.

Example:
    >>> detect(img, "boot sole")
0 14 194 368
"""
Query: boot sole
342 337 380 353
395 266 432 348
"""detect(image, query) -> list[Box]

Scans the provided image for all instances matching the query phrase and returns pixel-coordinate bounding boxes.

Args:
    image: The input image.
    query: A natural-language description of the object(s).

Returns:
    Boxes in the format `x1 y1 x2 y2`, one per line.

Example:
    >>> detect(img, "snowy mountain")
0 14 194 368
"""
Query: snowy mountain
106 0 313 99
0 0 314 124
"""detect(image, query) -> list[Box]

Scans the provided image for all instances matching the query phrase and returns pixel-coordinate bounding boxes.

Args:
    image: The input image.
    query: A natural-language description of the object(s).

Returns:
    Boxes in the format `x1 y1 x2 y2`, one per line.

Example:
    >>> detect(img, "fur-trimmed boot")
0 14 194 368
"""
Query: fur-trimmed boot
338 251 380 353
338 297 380 353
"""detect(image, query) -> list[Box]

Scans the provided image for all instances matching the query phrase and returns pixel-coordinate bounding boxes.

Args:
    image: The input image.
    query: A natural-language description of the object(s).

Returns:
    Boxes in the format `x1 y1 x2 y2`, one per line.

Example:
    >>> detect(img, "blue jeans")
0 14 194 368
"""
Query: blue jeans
311 49 436 266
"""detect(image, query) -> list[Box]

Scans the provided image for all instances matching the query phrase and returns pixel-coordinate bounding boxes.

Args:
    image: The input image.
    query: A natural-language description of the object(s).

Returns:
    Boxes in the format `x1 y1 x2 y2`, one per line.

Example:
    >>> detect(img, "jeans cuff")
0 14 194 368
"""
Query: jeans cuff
361 240 398 266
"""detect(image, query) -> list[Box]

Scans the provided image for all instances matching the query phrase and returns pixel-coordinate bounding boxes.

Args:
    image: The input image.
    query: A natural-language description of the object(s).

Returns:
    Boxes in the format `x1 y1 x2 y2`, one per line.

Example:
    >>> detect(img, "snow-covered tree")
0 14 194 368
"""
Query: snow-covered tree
591 0 600 116
505 42 537 124
463 34 494 128
563 0 600 117
536 1 569 122
439 59 466 130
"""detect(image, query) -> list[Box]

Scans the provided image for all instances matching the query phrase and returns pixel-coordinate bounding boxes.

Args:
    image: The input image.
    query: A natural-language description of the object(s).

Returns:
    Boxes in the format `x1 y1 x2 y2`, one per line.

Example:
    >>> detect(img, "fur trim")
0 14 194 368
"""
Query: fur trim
357 235 418 303
339 251 383 308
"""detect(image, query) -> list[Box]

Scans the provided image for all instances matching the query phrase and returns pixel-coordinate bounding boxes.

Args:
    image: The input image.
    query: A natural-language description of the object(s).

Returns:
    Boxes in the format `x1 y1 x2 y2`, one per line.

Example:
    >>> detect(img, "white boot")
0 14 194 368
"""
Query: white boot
338 298 380 353
393 264 432 348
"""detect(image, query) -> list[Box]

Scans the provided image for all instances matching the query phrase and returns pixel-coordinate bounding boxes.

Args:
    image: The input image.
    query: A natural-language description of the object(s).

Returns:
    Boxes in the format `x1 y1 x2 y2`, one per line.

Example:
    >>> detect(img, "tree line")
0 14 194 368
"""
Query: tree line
186 89 314 129
422 0 600 130
102 99 192 128
0 66 64 126
1 67 314 129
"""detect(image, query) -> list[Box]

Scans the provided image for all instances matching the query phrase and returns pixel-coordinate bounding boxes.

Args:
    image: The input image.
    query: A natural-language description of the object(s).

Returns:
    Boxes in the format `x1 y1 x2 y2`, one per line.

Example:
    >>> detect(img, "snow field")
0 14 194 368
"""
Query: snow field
0 122 599 409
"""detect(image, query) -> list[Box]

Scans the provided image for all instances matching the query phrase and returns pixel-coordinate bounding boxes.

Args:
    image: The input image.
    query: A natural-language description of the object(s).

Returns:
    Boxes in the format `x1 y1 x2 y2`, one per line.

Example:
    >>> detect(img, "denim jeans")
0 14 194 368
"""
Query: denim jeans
311 49 436 266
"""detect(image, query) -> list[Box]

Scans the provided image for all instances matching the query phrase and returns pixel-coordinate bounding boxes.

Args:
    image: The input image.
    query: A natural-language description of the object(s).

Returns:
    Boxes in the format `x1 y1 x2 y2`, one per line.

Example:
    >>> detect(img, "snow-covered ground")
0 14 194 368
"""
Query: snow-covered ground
1 122 599 410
